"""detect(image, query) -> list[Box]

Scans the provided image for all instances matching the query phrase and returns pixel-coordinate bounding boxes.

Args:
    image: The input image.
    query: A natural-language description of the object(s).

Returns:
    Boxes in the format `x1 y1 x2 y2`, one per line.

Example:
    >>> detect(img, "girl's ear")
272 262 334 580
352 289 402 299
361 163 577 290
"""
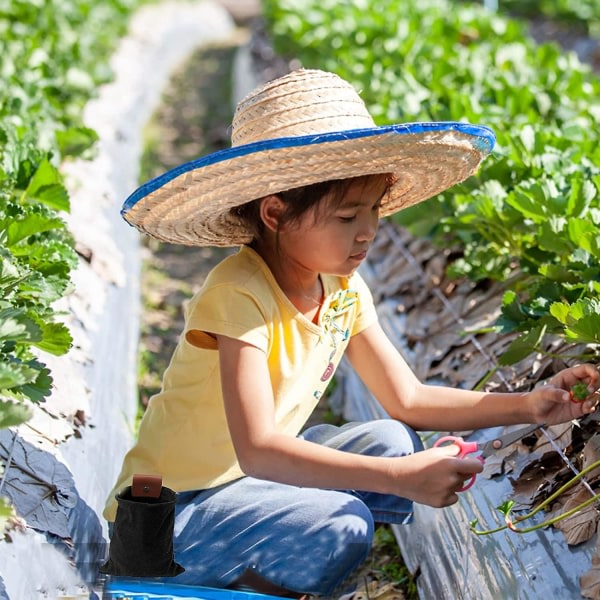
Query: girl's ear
259 195 285 233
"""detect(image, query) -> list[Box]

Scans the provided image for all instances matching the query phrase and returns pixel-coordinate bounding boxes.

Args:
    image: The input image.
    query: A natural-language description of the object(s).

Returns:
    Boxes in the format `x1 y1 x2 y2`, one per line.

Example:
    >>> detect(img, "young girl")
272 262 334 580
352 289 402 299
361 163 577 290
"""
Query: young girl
104 69 599 598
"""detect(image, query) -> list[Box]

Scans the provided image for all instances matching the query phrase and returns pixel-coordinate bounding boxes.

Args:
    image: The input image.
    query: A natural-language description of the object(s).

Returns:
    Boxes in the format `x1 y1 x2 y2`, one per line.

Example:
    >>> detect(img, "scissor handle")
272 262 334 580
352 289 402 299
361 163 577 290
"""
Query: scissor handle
434 435 481 491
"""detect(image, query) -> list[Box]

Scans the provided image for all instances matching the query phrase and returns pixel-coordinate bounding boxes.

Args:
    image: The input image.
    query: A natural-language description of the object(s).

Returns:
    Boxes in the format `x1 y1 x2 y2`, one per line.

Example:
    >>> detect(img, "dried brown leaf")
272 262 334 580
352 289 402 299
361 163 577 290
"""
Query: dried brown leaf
583 434 600 482
481 448 519 479
510 452 568 509
553 485 600 545
534 422 573 455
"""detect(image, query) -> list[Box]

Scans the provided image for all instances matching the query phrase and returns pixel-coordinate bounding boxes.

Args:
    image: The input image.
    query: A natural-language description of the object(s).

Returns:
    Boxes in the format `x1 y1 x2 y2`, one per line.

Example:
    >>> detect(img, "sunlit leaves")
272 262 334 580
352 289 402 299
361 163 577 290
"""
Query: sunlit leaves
498 325 547 366
0 0 141 431
23 159 70 212
551 299 600 345
0 399 31 429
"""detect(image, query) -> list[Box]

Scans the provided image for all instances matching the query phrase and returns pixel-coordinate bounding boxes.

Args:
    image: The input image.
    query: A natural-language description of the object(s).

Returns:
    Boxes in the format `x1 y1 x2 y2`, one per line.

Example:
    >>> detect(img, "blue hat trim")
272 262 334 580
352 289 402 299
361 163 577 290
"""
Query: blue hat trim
122 121 495 219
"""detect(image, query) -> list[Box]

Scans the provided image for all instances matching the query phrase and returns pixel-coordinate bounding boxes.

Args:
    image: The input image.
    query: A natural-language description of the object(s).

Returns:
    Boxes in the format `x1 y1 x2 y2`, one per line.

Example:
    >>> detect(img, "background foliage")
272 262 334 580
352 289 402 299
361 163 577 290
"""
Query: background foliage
0 0 142 530
263 0 600 364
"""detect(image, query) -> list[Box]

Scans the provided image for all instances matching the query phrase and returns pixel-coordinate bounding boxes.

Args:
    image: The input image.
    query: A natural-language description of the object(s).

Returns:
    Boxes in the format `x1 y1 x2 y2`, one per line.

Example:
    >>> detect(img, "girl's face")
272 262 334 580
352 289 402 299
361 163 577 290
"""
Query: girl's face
278 176 387 277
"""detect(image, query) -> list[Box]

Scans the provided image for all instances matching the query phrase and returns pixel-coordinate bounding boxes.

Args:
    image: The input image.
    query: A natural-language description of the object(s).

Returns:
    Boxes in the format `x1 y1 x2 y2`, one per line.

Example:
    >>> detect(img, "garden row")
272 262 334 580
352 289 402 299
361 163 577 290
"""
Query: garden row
0 0 143 530
263 0 600 373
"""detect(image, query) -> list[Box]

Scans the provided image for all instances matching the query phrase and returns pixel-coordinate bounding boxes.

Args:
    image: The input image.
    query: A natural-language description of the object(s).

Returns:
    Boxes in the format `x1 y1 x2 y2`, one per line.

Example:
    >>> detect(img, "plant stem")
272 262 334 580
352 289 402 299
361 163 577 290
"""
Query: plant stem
471 458 600 535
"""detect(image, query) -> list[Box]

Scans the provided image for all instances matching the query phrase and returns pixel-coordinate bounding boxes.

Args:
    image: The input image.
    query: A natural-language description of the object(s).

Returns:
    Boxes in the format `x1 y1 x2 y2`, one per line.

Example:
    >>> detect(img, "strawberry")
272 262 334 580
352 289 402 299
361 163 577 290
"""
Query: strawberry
569 382 590 403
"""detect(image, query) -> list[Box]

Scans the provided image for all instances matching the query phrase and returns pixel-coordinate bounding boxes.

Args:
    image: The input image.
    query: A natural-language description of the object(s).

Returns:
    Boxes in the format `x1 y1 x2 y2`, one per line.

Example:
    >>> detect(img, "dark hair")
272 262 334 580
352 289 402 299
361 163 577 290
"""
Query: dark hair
234 173 395 242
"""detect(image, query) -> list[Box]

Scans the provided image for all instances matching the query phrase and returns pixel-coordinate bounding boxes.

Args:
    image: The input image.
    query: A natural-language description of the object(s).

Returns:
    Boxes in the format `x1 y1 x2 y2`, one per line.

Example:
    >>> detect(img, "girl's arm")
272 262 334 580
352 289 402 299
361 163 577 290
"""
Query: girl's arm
215 332 482 507
345 322 599 431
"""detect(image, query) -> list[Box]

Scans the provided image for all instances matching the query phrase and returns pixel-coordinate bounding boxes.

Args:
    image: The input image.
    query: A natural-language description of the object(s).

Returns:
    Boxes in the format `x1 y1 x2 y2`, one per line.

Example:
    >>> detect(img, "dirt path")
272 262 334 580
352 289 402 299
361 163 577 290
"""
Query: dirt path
136 34 239 405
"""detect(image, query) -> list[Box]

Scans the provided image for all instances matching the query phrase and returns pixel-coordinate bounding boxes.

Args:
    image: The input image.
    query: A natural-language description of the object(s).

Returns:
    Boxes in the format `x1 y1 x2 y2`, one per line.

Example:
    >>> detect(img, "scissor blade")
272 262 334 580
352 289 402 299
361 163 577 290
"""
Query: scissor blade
576 410 600 426
479 424 541 459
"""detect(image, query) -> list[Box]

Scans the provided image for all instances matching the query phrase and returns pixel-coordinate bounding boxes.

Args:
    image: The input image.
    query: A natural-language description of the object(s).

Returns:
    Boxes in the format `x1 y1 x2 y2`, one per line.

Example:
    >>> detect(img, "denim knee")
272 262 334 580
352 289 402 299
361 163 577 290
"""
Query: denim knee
301 494 375 595
307 419 423 458
359 419 424 456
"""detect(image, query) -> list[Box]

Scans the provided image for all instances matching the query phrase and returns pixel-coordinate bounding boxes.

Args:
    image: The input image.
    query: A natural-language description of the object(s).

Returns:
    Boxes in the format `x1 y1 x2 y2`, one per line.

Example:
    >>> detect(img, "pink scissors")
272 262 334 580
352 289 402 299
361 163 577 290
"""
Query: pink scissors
433 424 541 491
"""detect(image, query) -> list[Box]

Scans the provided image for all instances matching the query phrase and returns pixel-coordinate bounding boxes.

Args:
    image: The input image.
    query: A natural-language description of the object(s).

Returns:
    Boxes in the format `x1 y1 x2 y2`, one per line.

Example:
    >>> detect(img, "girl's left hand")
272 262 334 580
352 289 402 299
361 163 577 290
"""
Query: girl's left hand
529 363 600 425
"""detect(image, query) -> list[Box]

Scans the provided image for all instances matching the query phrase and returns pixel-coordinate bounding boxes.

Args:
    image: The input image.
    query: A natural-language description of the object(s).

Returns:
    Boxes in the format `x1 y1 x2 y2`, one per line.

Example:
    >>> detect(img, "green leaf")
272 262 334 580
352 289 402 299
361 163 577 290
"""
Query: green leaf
31 320 72 356
24 158 69 212
0 360 39 390
498 325 547 366
564 314 600 345
0 399 31 428
549 301 571 324
497 500 515 516
16 271 70 305
5 213 65 247
496 290 530 332
568 218 600 257
55 126 99 158
537 217 572 254
550 299 600 345
0 309 42 344
567 176 596 217
0 496 15 535
538 263 579 284
519 125 535 154
9 360 53 403
506 186 547 221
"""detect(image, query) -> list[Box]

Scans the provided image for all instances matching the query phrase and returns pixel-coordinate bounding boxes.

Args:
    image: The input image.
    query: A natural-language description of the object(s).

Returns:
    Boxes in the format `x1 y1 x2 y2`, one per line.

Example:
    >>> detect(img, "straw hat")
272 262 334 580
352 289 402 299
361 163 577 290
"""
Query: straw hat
122 69 495 247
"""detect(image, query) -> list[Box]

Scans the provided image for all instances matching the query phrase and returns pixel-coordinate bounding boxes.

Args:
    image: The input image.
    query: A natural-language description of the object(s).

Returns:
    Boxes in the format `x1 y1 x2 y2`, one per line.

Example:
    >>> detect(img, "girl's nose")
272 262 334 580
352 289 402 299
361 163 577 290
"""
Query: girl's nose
357 215 378 242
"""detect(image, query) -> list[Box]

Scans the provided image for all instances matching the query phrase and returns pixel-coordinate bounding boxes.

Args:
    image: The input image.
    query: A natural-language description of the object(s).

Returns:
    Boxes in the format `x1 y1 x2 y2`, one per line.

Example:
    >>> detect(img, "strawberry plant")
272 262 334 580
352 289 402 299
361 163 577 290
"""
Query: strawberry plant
0 0 145 415
0 0 144 530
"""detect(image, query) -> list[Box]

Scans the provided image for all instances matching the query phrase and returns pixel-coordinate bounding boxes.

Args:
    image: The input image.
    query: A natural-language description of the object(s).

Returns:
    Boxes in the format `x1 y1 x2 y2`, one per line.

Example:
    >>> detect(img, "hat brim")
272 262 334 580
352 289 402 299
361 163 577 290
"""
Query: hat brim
122 121 495 246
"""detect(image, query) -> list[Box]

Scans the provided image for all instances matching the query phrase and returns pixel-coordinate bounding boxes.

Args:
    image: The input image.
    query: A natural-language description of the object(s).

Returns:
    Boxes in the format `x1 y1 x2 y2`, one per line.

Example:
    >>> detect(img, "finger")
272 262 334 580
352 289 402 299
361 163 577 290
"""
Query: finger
542 386 570 403
582 363 600 382
433 444 461 458
569 364 599 387
568 395 597 417
575 364 600 389
454 457 484 475
551 364 596 389
455 471 474 486
447 491 459 506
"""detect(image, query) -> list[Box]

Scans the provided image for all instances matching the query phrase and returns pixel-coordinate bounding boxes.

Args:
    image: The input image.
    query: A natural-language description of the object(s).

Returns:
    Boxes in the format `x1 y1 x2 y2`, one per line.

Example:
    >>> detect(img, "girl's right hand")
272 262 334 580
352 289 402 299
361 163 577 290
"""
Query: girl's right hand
391 445 484 508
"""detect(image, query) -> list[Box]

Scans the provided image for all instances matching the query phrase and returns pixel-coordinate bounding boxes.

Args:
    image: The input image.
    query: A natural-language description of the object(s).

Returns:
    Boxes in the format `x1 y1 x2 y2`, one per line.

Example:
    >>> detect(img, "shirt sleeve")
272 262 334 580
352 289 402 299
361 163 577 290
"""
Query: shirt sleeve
184 283 270 353
349 271 378 336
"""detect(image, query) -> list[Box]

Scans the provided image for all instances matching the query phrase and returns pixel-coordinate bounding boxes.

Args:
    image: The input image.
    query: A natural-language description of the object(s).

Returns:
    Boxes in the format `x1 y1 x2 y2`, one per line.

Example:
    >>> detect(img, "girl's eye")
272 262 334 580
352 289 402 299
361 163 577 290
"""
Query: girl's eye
338 215 356 223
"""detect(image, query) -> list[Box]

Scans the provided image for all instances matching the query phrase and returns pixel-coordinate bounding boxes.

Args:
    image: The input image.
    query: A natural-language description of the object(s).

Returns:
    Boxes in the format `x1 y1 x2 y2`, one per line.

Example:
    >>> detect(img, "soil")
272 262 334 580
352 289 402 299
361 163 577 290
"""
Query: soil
134 6 414 599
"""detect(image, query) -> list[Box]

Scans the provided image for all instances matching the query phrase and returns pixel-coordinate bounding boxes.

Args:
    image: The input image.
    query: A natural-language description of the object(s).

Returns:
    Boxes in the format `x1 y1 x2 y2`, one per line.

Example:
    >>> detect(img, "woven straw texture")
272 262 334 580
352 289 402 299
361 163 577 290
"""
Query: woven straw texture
123 69 494 246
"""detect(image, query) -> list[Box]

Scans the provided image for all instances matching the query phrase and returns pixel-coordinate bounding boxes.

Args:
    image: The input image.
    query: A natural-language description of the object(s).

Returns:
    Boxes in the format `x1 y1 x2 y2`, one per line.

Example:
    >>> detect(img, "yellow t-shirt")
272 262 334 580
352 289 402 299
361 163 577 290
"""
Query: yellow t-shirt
103 246 377 521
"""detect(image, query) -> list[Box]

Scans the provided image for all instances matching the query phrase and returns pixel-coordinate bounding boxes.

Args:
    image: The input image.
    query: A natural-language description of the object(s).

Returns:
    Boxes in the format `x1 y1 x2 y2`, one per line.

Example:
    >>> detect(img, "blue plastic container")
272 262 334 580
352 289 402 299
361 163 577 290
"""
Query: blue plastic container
104 580 285 600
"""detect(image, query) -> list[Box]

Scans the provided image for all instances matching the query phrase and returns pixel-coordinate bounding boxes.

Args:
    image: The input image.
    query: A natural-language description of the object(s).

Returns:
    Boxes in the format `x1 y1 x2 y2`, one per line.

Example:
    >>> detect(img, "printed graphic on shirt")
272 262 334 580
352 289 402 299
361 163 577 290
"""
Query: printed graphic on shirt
316 288 358 386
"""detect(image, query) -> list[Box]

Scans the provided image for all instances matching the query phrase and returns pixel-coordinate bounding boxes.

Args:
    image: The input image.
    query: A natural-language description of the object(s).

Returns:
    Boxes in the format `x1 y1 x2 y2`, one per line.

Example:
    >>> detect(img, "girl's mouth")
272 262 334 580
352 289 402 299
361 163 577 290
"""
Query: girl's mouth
350 250 367 262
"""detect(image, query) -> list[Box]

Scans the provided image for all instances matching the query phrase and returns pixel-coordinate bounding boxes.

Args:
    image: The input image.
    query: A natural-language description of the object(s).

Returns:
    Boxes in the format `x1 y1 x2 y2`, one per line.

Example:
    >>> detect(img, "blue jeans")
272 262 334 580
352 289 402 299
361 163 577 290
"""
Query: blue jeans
109 420 423 596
